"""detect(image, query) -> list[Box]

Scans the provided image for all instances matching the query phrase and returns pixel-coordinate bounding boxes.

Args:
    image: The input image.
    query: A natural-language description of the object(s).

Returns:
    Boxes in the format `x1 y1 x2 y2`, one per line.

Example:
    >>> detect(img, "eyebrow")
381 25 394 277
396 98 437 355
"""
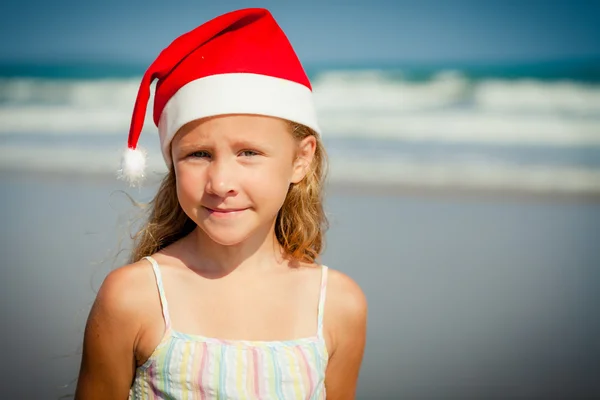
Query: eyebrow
174 138 274 153
230 138 273 150
173 142 207 155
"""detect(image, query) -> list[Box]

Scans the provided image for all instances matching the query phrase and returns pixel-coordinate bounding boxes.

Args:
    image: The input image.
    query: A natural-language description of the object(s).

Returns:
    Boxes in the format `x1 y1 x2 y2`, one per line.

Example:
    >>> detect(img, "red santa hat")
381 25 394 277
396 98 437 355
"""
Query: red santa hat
119 7 321 186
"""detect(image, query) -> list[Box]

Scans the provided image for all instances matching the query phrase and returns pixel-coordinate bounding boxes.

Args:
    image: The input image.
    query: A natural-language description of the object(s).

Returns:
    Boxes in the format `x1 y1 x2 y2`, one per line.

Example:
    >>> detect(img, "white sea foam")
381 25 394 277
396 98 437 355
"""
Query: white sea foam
473 79 600 115
1 70 599 192
319 111 600 146
1 106 599 146
0 78 140 107
313 70 471 112
0 71 599 145
313 70 600 115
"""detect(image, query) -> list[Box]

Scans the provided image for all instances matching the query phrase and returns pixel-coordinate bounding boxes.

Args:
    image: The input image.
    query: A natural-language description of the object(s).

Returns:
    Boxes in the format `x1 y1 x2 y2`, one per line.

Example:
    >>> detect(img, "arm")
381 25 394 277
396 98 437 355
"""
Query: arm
75 265 144 399
324 270 368 400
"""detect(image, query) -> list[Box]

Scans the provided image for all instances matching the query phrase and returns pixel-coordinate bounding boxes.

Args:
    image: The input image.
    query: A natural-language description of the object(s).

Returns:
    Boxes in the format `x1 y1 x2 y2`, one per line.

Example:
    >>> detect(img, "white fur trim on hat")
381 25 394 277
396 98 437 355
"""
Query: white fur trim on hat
157 73 321 164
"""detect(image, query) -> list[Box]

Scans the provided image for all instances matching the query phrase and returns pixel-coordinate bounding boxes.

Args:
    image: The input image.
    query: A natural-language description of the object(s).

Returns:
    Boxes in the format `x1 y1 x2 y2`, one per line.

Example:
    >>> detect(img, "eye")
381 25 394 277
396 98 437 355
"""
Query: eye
239 150 260 157
189 150 211 159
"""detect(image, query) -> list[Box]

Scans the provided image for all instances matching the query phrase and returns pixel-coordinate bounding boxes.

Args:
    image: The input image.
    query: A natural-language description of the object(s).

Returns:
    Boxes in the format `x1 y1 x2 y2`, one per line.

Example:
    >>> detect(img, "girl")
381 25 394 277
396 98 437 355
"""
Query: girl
75 8 367 400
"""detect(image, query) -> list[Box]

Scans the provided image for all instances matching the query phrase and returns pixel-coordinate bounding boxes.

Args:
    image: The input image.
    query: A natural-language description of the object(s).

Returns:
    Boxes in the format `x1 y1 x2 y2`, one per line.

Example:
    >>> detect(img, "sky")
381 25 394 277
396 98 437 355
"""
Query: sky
2 0 600 65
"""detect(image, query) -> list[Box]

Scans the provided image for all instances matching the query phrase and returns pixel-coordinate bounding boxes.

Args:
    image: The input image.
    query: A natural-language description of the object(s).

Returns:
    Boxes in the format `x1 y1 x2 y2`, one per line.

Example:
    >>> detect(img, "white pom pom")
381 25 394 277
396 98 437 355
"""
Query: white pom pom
117 147 147 187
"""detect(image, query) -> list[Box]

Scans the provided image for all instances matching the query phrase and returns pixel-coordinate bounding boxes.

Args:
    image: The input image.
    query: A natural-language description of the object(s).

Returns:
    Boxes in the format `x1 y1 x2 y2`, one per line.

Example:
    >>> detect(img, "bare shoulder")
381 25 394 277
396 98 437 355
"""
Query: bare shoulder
75 259 158 398
88 258 163 342
323 267 368 354
94 259 156 317
325 268 368 322
321 268 368 397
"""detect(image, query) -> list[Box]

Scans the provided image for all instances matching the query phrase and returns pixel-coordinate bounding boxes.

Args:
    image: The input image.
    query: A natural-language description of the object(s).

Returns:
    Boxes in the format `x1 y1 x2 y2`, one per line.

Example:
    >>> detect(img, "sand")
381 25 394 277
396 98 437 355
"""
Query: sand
1 172 599 398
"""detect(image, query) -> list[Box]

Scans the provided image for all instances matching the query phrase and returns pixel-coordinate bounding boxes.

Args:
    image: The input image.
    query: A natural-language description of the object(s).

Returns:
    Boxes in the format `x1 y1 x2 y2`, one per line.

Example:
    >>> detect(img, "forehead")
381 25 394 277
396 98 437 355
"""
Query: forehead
173 114 292 146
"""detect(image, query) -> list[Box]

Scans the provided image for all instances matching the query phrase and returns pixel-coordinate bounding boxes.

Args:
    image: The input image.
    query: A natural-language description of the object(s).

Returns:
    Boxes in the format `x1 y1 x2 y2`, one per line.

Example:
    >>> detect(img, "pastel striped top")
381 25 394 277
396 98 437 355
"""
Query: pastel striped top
129 256 329 400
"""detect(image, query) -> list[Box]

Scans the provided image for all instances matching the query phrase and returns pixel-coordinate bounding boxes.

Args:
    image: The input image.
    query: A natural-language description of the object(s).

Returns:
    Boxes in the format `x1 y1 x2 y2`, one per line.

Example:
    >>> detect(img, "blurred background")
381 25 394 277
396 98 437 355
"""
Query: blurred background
1 0 599 398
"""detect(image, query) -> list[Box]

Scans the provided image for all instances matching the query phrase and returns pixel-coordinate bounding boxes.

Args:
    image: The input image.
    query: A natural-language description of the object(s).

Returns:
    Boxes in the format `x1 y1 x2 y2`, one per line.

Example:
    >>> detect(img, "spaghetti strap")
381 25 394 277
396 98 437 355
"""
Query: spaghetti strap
316 265 328 338
143 256 172 330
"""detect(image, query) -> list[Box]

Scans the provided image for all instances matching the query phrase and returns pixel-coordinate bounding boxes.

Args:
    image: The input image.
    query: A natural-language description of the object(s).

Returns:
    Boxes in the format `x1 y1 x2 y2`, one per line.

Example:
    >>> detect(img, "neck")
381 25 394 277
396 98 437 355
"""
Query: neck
185 221 286 277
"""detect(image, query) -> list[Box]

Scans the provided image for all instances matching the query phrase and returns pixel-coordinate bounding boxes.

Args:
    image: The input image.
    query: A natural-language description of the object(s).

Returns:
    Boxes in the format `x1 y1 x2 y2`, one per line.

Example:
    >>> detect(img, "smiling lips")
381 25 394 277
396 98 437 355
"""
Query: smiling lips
204 206 248 217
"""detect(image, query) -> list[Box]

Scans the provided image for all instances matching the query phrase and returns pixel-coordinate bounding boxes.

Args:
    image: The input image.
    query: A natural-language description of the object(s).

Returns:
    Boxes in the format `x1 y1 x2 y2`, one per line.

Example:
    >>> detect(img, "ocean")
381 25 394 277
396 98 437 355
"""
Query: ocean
1 58 599 194
1 59 600 398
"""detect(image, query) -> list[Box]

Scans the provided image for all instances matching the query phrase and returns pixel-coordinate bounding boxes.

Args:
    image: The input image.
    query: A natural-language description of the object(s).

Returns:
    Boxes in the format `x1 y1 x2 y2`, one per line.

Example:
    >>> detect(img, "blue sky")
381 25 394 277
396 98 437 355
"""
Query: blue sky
2 0 600 64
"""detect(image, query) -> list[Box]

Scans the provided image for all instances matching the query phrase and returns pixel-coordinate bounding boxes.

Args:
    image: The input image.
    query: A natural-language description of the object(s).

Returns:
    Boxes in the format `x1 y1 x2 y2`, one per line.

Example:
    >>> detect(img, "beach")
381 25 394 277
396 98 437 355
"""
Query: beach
2 0 600 395
1 54 600 398
1 172 599 399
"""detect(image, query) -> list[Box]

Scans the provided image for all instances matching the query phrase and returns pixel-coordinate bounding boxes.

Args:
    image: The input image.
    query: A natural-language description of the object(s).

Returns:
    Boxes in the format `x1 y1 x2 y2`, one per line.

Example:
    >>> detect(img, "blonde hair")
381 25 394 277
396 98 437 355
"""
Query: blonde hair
129 121 328 264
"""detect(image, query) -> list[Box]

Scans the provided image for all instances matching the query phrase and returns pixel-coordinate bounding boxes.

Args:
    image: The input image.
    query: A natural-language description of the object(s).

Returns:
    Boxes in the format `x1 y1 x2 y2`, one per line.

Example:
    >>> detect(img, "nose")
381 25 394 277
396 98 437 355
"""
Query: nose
205 157 238 197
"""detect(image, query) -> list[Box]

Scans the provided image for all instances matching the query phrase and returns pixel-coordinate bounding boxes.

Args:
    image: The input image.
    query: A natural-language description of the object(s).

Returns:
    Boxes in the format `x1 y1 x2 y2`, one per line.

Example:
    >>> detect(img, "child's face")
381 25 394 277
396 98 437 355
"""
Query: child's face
171 114 315 246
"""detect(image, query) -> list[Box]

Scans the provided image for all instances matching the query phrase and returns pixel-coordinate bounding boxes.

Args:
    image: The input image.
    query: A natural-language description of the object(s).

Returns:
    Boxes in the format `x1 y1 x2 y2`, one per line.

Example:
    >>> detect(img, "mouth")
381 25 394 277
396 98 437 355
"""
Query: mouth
203 206 248 217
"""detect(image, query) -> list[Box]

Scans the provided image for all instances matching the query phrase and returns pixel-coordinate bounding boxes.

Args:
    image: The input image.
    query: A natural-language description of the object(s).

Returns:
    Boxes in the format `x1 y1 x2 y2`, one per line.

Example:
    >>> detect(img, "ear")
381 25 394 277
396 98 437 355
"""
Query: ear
291 135 317 184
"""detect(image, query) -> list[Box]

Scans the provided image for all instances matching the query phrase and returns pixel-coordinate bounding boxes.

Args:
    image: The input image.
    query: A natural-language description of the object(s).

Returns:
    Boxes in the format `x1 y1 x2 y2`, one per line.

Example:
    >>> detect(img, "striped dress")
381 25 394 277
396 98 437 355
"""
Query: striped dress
129 256 329 399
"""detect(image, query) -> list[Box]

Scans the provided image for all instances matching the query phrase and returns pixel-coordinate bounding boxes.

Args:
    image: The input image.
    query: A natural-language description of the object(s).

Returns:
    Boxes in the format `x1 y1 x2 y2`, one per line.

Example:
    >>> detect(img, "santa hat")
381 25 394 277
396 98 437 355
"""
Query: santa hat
119 8 321 186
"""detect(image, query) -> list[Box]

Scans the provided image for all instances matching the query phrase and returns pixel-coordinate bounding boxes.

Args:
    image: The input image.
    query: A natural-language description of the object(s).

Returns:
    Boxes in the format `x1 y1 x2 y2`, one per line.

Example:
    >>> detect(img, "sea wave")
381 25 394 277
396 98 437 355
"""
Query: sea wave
313 70 600 115
0 71 599 146
0 78 140 107
1 69 600 192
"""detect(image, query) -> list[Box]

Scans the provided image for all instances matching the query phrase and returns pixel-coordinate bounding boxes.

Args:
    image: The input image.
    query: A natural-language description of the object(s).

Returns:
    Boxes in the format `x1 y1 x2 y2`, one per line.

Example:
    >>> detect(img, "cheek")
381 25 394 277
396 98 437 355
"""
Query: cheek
247 162 294 205
174 165 205 204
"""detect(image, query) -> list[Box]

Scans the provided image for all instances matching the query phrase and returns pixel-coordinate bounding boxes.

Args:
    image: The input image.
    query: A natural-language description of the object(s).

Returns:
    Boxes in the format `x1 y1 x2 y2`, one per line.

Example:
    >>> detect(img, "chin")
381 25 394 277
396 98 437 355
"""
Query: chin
198 223 255 246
